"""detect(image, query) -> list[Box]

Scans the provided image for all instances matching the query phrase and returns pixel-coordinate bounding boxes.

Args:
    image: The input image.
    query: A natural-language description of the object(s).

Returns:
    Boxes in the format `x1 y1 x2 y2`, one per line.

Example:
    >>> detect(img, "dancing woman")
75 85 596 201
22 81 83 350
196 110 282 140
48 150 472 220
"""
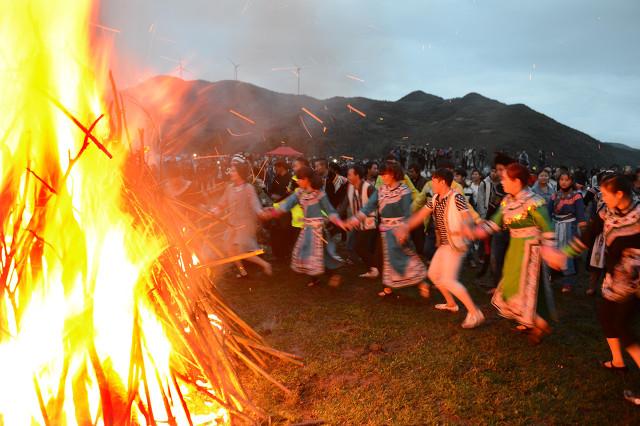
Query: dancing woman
559 174 640 374
466 163 561 343
549 171 586 293
348 162 429 297
211 159 272 278
263 166 344 287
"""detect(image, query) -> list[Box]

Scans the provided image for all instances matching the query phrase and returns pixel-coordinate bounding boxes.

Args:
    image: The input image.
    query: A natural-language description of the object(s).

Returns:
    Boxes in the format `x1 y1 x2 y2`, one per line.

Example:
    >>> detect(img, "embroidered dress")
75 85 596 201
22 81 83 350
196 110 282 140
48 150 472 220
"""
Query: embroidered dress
564 199 640 302
216 183 262 253
358 183 427 288
549 190 586 281
481 189 556 327
279 189 342 276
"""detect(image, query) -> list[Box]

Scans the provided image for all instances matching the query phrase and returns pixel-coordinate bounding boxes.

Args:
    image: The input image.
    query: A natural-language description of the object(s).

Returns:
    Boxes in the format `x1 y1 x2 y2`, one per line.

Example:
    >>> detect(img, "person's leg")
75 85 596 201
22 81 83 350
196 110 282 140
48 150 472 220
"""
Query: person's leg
561 258 578 292
618 298 640 368
435 247 480 315
411 227 426 256
245 255 272 275
346 230 357 258
490 231 509 287
307 275 320 286
233 260 247 277
625 344 640 369
354 230 369 266
423 231 436 262
427 246 448 303
587 268 604 295
598 297 627 367
357 229 380 274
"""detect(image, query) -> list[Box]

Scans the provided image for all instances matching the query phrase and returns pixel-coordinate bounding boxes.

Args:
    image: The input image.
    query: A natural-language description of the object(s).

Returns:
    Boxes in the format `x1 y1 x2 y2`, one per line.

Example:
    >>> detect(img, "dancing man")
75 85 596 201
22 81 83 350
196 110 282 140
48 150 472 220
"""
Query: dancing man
396 168 485 328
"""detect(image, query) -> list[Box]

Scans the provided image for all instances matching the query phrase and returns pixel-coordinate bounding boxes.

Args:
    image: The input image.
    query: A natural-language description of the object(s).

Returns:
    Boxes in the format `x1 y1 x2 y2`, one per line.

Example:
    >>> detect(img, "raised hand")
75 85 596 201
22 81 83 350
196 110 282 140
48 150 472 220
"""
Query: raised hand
333 218 348 231
541 246 567 271
461 224 476 240
258 207 278 221
394 223 409 244
345 217 360 231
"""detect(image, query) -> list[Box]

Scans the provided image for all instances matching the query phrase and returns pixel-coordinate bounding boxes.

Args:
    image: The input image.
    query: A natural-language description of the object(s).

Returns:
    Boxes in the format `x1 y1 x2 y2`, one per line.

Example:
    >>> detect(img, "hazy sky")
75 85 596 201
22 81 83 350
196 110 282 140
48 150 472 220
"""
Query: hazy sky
99 0 640 146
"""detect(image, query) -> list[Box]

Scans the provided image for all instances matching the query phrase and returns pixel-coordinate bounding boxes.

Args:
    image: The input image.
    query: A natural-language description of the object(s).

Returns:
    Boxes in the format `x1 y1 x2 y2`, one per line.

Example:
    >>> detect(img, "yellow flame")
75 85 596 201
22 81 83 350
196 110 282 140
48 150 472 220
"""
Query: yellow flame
0 1 225 424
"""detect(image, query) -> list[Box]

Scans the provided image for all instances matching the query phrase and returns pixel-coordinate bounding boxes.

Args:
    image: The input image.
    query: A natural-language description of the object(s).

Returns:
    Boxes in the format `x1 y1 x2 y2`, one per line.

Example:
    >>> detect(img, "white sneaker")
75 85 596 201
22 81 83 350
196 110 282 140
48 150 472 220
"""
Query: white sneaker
461 310 485 329
359 267 379 279
435 303 459 313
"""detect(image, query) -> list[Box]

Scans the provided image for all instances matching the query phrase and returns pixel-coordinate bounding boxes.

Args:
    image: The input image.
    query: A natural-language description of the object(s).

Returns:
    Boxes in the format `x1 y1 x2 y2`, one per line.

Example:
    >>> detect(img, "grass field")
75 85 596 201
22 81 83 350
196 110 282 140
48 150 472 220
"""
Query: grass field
218 255 640 425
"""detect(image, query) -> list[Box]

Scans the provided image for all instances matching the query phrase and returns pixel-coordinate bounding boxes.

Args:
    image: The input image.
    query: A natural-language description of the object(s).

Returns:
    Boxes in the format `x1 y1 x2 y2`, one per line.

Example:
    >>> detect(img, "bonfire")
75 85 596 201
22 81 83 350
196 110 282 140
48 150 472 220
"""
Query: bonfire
0 1 294 424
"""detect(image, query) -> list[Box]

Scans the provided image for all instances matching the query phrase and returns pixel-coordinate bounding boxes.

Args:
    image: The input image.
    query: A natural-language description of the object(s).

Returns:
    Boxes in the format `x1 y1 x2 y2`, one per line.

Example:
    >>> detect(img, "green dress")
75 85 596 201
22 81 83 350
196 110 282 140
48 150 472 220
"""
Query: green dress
481 189 556 327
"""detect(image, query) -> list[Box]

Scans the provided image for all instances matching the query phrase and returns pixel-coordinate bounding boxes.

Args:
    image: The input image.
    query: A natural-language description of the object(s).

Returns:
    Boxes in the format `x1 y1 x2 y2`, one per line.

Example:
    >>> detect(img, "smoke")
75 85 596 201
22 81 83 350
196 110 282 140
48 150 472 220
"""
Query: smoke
98 0 640 146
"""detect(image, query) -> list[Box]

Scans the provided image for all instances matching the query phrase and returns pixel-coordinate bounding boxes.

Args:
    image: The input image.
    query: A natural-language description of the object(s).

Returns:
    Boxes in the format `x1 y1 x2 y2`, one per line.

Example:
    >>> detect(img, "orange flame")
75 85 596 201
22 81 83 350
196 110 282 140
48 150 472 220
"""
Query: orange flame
0 1 228 424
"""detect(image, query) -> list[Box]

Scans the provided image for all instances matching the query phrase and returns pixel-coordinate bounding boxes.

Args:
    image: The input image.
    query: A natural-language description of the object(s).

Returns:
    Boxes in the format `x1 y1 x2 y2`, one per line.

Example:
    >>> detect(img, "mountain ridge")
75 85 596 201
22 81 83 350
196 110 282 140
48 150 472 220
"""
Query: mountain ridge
123 76 640 168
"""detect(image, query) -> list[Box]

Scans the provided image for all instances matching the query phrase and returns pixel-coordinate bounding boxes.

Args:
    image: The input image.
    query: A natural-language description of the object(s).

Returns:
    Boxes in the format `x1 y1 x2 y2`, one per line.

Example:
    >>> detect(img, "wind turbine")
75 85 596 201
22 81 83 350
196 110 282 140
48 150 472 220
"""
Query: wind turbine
271 64 305 95
160 56 191 79
228 58 240 81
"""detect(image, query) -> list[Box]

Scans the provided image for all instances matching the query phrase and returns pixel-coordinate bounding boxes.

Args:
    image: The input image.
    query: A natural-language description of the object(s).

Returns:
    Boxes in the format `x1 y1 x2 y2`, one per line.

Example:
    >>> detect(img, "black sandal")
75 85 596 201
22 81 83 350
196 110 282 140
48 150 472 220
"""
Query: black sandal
600 360 628 371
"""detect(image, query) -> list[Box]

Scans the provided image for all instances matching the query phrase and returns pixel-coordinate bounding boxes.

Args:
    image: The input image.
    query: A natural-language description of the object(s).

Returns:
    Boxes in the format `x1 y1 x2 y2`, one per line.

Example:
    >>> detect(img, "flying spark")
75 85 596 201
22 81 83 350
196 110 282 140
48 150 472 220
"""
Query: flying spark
229 109 256 125
91 23 121 33
347 104 366 118
299 115 313 138
226 128 252 137
301 107 323 124
346 74 365 83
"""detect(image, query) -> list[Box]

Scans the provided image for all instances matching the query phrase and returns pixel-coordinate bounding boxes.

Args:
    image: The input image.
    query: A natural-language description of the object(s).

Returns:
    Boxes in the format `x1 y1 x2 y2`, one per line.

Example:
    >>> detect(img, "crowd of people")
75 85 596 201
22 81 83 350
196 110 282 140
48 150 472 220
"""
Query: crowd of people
184 147 640 405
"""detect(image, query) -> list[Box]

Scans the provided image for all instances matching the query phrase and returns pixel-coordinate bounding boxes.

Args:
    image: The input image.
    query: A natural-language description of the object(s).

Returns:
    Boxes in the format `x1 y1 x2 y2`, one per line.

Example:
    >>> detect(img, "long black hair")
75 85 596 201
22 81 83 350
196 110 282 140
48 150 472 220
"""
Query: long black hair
557 171 575 191
600 173 633 199
296 166 323 190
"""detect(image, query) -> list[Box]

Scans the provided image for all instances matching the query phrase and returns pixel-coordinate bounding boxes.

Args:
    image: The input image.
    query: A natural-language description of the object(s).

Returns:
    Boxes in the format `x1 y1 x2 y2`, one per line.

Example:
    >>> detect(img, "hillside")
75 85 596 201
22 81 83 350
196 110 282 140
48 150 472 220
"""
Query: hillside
123 76 640 168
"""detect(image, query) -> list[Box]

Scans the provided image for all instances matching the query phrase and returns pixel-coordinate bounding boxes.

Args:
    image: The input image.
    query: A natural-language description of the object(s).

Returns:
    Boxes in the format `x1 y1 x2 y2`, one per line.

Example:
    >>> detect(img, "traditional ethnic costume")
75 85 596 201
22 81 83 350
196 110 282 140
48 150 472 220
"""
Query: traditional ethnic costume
216 182 262 253
563 199 640 351
480 188 556 327
549 189 586 288
357 183 427 288
278 188 342 276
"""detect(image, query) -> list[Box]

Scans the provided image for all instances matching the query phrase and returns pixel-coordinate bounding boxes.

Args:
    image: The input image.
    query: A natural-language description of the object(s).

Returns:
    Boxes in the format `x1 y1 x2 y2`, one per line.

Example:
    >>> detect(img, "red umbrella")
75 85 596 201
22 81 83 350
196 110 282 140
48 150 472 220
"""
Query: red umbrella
266 146 303 157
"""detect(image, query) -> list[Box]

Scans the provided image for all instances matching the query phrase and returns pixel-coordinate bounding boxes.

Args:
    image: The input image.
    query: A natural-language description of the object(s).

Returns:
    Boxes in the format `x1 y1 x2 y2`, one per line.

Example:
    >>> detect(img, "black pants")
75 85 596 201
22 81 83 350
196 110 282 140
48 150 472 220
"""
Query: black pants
270 213 300 260
598 296 639 348
354 229 379 269
490 230 510 287
411 228 426 256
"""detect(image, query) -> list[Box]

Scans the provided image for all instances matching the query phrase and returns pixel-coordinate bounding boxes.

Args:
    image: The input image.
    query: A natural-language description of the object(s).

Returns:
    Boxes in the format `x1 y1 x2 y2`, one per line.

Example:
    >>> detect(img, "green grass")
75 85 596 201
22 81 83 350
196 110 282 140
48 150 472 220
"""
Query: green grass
219 258 640 425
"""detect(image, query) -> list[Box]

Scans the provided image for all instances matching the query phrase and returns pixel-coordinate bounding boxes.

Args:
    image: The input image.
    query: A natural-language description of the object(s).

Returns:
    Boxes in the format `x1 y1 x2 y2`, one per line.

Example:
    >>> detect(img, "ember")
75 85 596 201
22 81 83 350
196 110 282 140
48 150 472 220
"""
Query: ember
301 107 323 125
229 109 256 125
347 104 366 118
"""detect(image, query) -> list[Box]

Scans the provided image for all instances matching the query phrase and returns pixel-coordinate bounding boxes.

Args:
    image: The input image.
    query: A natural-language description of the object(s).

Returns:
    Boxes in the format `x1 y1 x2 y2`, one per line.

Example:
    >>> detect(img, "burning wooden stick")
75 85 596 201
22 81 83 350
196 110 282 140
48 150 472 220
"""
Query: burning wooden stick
301 107 323 124
229 109 256 125
347 104 366 118
198 250 265 268
26 167 57 194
